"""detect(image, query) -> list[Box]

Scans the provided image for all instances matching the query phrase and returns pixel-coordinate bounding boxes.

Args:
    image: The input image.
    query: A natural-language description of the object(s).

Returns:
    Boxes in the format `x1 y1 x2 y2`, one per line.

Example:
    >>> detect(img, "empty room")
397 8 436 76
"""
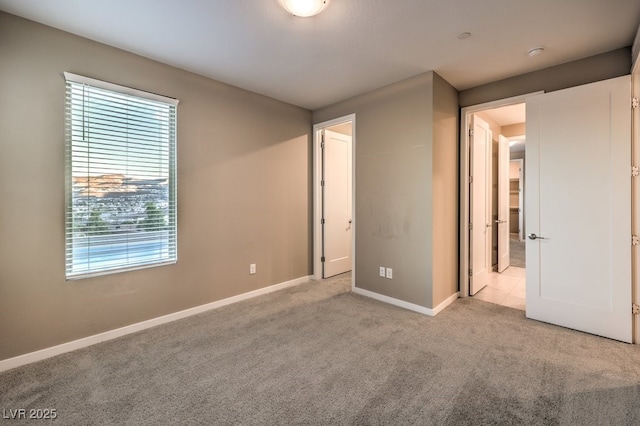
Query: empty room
2 1 640 424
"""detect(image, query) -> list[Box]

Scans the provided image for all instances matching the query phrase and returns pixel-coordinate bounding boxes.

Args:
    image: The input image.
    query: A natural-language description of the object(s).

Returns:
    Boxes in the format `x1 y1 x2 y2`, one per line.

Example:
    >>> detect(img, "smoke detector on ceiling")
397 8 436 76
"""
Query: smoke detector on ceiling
528 47 545 58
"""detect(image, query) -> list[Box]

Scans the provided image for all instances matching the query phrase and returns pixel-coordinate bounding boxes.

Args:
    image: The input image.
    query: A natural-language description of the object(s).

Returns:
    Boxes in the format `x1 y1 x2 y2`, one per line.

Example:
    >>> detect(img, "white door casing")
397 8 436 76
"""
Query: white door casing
322 129 353 278
470 115 492 295
497 135 510 273
526 75 632 343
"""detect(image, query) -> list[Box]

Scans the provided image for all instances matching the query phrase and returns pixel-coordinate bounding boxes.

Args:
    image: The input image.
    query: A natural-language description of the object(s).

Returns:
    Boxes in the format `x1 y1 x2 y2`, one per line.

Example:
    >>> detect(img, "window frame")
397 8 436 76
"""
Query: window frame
64 72 179 279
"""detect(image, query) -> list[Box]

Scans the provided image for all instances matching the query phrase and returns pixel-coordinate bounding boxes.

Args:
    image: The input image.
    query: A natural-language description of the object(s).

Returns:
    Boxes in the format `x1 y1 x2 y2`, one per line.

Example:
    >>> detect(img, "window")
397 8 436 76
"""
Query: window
64 73 178 279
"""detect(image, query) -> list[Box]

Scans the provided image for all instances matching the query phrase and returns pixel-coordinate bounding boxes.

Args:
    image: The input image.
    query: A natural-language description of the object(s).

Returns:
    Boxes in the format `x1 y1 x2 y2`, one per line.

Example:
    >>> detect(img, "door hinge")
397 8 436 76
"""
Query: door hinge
321 180 325 187
632 97 639 109
469 175 473 183
469 223 473 230
468 269 472 278
633 304 639 315
633 166 639 177
321 218 325 225
633 235 639 246
469 128 474 137
321 256 326 263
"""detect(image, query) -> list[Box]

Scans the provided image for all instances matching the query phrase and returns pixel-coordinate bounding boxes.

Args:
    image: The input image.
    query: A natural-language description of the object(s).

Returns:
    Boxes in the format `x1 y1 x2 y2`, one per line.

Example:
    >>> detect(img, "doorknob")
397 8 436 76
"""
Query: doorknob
528 233 547 240
494 219 507 224
348 219 352 224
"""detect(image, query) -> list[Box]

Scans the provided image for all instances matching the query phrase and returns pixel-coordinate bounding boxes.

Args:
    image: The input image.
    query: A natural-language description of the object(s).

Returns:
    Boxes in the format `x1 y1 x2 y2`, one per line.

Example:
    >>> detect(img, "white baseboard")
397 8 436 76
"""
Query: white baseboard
0 275 311 373
432 291 460 315
353 287 459 316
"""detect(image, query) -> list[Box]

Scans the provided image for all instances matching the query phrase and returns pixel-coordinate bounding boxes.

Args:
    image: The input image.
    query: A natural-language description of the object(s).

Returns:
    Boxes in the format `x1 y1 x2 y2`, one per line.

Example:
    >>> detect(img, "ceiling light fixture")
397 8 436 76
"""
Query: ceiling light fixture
280 0 330 17
528 47 545 57
458 32 472 40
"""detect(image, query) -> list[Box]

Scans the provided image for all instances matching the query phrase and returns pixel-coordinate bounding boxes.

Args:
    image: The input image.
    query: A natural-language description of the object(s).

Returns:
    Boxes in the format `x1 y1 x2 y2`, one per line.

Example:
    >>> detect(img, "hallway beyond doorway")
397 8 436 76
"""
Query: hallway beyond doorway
473 267 525 311
510 234 525 268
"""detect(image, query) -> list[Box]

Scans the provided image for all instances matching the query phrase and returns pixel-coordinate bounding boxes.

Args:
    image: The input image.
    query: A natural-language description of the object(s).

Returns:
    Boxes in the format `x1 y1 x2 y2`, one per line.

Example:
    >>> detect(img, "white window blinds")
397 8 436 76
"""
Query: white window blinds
64 72 178 279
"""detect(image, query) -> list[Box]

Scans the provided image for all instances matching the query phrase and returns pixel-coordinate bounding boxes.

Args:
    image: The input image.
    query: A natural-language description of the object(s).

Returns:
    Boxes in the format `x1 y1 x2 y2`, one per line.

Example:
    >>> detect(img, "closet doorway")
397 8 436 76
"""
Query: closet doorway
313 114 356 283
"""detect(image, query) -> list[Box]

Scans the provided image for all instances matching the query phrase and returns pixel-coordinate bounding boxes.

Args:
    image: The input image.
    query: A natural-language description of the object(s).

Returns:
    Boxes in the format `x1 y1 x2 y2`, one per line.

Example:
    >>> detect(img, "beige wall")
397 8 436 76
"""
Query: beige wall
0 13 312 361
431 73 459 306
502 123 525 138
459 48 632 107
313 71 459 309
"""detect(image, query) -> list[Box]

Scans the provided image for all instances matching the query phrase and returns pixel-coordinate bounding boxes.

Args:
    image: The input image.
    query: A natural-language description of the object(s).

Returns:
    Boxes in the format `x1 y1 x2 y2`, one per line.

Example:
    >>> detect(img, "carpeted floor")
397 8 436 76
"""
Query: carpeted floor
510 234 525 268
1 273 639 425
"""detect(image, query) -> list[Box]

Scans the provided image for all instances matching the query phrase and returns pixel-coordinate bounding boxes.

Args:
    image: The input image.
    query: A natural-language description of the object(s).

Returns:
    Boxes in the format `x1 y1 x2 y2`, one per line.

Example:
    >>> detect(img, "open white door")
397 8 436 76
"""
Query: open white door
322 129 353 278
497 135 510 272
526 76 632 342
469 115 492 295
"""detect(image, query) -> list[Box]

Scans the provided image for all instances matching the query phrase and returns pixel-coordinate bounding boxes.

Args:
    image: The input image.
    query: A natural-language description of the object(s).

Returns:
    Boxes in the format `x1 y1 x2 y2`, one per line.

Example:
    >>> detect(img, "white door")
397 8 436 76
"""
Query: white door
526 76 632 342
497 135 510 272
323 129 352 278
469 115 492 295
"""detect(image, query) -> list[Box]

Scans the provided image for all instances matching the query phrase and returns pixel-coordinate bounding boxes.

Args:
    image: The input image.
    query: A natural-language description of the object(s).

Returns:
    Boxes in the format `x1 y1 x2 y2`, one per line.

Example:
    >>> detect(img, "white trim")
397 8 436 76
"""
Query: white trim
312 114 356 291
459 92 543 298
63 72 179 106
432 291 460 315
353 288 459 316
0 275 311 373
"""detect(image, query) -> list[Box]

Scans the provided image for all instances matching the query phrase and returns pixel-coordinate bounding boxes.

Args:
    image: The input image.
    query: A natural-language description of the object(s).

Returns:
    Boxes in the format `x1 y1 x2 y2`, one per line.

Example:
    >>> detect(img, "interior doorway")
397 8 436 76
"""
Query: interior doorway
313 115 356 283
461 78 635 343
460 94 535 310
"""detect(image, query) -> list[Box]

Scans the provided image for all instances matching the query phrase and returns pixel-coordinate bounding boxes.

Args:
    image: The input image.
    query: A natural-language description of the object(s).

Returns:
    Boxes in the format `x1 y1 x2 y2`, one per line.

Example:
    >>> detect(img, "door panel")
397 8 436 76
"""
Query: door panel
497 135 510 272
526 76 632 342
470 115 492 295
323 129 352 278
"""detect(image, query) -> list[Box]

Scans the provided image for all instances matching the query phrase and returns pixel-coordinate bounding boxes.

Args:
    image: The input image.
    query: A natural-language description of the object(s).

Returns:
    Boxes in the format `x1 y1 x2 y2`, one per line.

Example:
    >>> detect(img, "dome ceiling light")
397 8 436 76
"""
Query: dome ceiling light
280 0 330 17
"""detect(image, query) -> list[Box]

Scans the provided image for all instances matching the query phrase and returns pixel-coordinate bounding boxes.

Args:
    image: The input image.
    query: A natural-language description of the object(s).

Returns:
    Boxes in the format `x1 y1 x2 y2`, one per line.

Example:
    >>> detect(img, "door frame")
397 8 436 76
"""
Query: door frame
459 93 541 298
313 114 356 288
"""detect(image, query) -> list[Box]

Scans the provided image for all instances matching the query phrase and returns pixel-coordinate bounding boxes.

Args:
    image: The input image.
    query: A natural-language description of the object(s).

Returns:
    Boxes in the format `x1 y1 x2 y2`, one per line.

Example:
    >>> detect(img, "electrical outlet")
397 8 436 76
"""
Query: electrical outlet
386 267 393 279
250 264 256 274
379 266 386 277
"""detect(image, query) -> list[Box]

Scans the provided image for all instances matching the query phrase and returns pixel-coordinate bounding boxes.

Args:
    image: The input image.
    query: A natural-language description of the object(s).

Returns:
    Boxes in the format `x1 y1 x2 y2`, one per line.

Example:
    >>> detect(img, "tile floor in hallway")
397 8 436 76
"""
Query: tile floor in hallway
473 266 526 311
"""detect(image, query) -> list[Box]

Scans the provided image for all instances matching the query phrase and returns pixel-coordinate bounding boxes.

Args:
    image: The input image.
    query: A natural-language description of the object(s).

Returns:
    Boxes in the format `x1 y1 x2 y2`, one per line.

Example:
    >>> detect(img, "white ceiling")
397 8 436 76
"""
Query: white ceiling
1 0 639 110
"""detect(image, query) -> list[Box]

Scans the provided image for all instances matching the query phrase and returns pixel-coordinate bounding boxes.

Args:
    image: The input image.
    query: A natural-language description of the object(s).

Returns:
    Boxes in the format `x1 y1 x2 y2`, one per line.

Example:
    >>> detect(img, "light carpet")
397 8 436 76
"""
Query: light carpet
1 273 639 425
